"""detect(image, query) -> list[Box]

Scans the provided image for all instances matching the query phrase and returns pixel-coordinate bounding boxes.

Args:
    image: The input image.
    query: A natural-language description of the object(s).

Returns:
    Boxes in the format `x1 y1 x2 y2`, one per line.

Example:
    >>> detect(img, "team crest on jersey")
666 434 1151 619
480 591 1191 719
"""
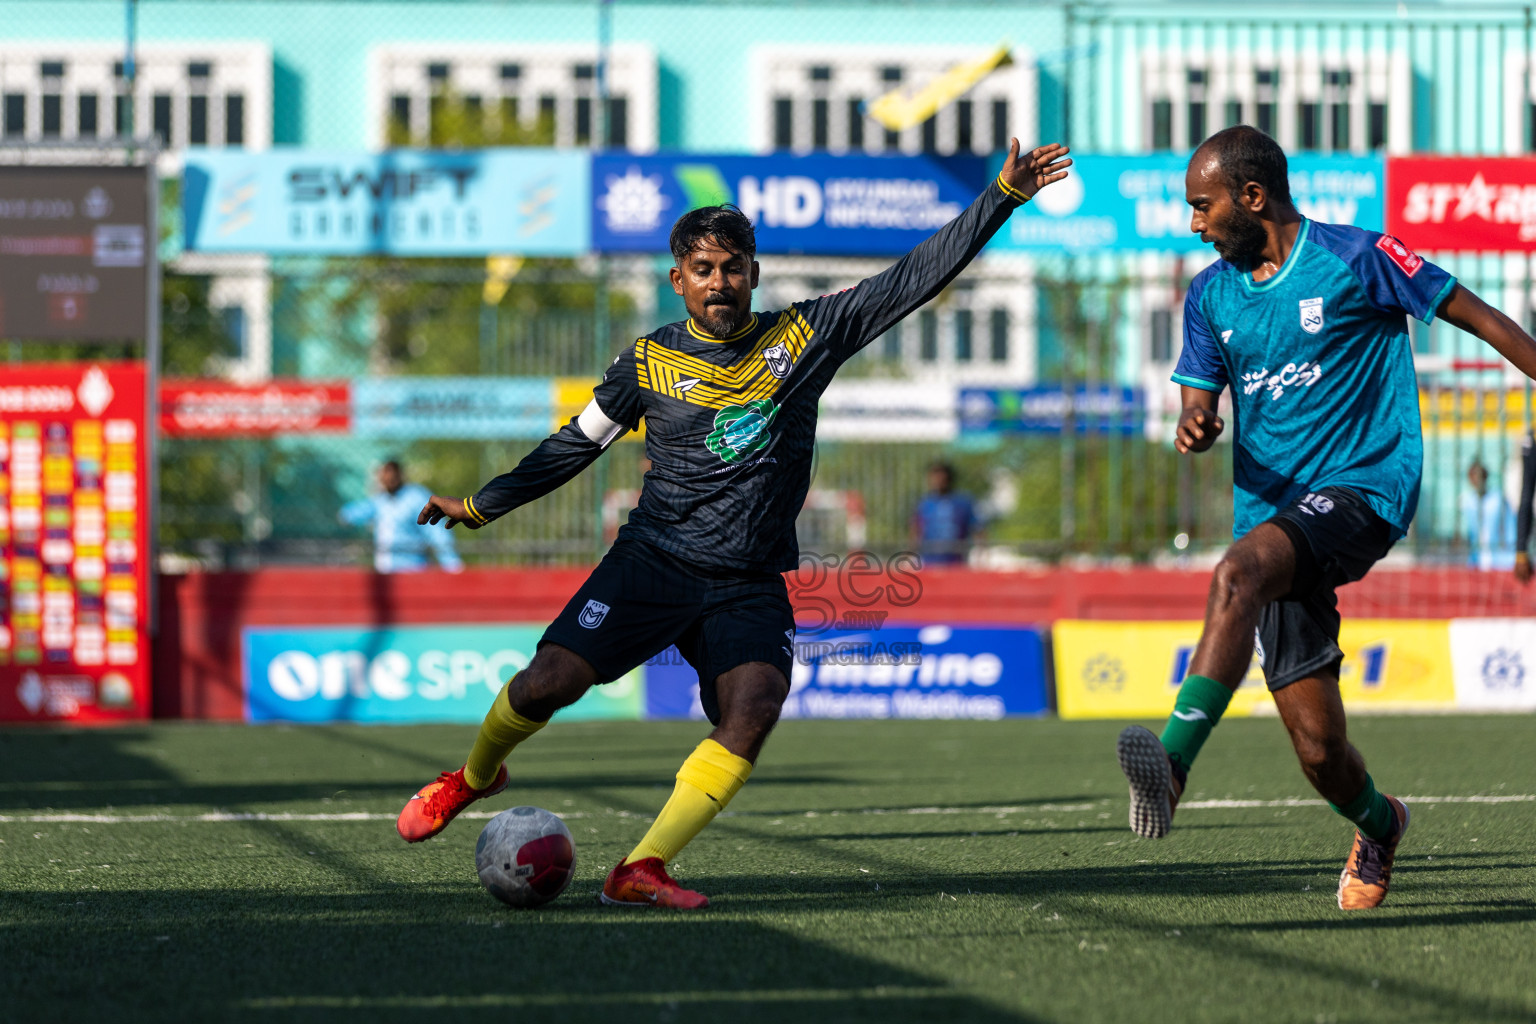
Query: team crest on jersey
763 342 794 379
1376 234 1424 277
706 399 779 463
1299 297 1324 334
578 599 611 628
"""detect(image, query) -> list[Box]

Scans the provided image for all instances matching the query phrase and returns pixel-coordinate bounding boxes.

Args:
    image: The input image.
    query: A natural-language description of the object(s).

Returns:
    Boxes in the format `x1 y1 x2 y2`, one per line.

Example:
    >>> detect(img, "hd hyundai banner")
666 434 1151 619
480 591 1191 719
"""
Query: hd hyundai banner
182 149 590 256
592 153 988 255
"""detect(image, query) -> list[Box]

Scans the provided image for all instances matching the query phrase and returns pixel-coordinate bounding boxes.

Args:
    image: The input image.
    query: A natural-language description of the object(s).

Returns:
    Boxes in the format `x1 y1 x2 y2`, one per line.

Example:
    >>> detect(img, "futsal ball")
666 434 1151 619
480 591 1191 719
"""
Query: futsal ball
475 806 576 909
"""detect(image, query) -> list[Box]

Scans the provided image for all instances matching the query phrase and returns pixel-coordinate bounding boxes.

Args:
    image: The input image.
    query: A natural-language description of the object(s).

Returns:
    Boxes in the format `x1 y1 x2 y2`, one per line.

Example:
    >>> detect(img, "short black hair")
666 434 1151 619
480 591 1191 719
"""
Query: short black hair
381 459 402 473
1197 125 1294 207
928 462 955 481
669 204 756 263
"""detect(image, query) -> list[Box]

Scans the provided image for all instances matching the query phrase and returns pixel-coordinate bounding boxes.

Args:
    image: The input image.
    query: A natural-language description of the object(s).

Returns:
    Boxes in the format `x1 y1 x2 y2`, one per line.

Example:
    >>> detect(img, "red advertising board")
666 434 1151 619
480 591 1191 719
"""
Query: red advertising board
160 379 351 436
1386 156 1536 251
0 363 149 722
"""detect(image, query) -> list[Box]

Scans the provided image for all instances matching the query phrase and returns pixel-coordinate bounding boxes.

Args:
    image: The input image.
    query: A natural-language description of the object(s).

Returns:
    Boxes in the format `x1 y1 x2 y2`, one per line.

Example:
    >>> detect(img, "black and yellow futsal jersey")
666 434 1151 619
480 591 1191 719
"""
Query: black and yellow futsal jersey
464 176 1027 573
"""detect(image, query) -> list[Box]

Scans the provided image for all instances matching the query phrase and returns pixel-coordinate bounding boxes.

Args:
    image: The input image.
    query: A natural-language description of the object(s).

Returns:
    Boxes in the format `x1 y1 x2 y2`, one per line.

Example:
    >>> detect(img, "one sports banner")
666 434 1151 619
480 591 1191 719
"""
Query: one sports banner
242 623 642 723
0 363 150 723
1385 156 1536 251
643 623 1049 720
182 149 590 256
990 154 1385 252
592 152 988 255
1053 619 1455 719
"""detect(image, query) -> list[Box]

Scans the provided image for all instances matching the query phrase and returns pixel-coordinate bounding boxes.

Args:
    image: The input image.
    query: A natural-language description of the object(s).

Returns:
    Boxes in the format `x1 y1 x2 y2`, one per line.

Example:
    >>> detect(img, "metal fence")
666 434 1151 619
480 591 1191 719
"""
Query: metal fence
3 1 1533 569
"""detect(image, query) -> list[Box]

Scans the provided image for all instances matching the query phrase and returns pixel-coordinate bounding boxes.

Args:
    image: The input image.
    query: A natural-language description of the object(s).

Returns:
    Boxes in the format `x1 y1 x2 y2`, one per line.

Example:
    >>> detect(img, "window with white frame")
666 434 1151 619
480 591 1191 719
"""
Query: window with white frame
0 42 270 151
749 45 1038 155
369 43 657 151
754 257 1037 384
1142 50 1408 153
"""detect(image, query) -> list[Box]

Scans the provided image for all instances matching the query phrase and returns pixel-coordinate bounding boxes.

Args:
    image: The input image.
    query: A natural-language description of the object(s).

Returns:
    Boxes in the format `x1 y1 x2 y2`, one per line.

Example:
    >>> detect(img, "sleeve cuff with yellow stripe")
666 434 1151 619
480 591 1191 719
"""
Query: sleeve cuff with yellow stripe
995 173 1031 205
462 495 491 525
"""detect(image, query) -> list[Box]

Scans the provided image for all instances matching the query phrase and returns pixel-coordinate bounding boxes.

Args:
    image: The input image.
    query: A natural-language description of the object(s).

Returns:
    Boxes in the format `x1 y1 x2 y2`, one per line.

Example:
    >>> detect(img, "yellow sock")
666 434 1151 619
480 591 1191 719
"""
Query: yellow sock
463 678 546 790
624 738 752 865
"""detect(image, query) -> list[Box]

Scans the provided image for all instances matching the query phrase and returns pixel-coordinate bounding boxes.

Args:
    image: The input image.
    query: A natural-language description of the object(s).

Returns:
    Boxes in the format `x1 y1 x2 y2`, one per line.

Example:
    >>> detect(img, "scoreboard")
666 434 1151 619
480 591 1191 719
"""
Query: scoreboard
0 363 149 722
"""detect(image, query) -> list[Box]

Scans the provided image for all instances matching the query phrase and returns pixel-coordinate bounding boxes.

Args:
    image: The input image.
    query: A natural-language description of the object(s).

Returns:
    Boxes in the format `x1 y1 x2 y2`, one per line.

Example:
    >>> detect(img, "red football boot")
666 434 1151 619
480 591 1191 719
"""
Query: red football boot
600 857 710 909
396 764 508 843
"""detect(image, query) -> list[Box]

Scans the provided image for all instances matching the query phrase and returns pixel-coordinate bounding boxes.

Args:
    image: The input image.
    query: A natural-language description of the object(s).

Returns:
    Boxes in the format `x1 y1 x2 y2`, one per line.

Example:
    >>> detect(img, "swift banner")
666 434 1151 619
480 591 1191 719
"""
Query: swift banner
992 154 1384 252
592 153 987 255
642 623 1048 720
0 363 150 723
1386 156 1536 251
182 149 590 256
243 624 642 723
1053 619 1455 719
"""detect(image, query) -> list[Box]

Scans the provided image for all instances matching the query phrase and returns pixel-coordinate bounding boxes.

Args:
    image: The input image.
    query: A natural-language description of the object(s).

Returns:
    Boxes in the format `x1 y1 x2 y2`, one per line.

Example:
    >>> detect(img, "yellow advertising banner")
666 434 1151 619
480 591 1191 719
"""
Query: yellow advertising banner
1054 619 1456 720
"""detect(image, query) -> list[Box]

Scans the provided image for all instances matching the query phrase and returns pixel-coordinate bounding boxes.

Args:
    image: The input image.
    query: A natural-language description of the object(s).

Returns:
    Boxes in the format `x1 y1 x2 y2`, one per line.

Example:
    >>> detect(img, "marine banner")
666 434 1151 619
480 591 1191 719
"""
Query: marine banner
242 623 642 723
643 623 1049 720
1054 619 1455 719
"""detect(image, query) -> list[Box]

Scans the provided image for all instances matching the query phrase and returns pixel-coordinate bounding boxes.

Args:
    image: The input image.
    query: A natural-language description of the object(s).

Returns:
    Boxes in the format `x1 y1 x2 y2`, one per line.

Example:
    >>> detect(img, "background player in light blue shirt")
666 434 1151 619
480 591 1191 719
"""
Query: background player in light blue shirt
1114 126 1536 911
339 460 463 574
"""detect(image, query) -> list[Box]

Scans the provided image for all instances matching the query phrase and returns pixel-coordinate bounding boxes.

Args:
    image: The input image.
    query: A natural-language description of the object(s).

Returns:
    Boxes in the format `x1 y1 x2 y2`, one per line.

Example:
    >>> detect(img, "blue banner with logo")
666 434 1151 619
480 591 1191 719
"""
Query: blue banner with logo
959 386 1146 435
592 153 987 255
243 624 643 723
990 154 1384 252
183 149 590 256
643 623 1048 720
352 377 554 439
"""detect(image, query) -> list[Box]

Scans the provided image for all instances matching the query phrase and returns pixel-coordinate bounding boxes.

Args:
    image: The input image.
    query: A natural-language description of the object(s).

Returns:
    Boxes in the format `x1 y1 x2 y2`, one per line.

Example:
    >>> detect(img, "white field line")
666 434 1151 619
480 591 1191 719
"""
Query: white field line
0 794 1531 825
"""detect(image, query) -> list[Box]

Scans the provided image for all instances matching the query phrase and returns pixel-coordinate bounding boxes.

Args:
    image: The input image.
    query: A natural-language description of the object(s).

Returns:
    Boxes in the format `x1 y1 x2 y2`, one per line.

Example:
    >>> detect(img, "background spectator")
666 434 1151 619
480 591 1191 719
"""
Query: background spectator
339 459 463 574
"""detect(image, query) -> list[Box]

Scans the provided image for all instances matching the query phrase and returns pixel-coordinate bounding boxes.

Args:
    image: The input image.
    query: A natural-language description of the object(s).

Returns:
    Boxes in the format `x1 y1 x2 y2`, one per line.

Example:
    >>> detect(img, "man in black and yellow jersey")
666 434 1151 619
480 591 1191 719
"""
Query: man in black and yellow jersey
396 140 1071 908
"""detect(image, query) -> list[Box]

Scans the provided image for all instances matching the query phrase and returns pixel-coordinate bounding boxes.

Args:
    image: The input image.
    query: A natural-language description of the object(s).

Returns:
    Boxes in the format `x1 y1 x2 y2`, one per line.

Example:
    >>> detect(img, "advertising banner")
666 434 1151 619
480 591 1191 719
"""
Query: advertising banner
0 166 149 341
993 154 1384 252
592 152 987 255
0 363 150 722
1386 156 1536 251
1448 618 1536 711
182 149 590 256
160 379 351 436
958 385 1145 435
1054 619 1455 719
353 377 554 439
243 623 642 723
642 623 1049 720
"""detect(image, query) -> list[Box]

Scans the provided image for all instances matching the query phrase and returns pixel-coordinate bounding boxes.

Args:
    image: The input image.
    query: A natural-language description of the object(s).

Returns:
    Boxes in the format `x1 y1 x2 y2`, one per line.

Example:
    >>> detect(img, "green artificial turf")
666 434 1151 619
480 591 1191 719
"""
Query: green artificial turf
2 716 1534 1023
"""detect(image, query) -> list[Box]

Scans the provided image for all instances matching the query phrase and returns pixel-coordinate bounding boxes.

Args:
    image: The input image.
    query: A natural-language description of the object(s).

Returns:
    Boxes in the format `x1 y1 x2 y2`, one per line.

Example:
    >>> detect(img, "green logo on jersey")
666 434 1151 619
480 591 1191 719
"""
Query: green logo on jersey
706 399 778 463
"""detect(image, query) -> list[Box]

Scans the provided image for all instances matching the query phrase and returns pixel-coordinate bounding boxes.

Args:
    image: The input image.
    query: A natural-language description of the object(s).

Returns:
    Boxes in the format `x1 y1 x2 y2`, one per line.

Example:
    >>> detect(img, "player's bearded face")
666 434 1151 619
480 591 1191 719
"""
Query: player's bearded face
699 288 747 335
1209 199 1268 267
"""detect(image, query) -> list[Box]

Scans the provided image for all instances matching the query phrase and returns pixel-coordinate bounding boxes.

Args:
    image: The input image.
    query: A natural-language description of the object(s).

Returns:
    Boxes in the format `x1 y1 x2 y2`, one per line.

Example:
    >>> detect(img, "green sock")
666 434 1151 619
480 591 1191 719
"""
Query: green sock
1158 675 1233 774
1330 775 1396 842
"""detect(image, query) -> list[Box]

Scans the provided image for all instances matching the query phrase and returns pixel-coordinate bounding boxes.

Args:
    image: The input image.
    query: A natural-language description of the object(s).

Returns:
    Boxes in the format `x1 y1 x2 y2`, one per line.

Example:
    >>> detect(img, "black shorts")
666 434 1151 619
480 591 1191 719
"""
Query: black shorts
541 536 795 724
1256 486 1396 691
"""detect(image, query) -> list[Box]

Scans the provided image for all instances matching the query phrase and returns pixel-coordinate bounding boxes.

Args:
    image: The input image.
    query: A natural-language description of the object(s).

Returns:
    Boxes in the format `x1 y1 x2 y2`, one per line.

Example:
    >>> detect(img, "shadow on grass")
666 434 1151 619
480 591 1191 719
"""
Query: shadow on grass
2 885 1043 1024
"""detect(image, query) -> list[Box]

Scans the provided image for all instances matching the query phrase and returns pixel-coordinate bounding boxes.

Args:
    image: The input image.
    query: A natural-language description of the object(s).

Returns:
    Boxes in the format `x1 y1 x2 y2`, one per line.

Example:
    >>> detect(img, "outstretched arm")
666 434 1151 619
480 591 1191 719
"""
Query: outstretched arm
811 140 1070 360
419 402 627 530
1436 284 1536 380
420 349 643 530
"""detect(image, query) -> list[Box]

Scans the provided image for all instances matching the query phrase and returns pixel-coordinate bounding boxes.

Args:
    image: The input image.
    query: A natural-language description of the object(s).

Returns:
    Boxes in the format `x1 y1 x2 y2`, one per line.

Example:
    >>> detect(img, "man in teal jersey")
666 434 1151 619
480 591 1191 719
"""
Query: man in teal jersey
1116 126 1536 909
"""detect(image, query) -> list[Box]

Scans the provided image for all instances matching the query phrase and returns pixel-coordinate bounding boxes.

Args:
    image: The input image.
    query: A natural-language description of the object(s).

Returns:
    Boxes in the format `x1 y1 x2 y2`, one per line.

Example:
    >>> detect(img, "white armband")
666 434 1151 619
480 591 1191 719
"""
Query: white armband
576 399 627 447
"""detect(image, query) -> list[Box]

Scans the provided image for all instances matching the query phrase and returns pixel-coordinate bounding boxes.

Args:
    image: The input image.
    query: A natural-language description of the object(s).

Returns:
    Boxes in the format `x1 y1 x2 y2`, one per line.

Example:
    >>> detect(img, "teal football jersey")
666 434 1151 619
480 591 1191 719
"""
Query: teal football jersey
1174 219 1457 539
